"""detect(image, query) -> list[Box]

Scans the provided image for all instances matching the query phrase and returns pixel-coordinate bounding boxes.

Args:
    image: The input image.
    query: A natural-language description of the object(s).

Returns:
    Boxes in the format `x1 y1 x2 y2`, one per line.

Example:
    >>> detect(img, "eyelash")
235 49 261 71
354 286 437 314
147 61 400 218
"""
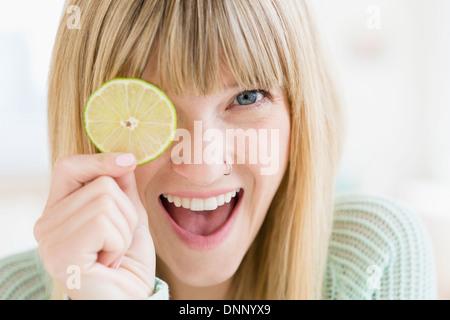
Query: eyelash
228 89 272 111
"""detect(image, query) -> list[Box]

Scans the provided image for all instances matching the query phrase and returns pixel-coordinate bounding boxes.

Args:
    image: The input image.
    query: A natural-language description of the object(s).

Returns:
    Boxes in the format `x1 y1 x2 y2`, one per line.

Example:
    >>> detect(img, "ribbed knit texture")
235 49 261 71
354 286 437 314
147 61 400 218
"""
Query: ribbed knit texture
323 193 437 299
0 249 48 299
0 193 437 300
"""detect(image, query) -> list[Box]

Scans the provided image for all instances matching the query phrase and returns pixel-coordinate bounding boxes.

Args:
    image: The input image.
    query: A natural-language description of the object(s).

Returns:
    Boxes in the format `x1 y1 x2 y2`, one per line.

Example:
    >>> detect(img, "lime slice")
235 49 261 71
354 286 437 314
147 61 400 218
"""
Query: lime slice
84 78 177 165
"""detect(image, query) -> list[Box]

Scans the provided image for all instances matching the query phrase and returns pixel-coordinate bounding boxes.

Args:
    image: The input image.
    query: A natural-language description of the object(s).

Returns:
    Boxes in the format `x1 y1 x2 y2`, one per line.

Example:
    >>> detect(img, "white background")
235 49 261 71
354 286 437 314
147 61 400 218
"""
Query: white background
0 0 448 298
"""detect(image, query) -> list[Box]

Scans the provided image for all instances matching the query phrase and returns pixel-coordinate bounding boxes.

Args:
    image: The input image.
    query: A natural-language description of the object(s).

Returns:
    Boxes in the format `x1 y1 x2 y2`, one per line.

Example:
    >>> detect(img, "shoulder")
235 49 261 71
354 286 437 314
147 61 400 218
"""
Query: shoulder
323 192 437 300
0 249 48 300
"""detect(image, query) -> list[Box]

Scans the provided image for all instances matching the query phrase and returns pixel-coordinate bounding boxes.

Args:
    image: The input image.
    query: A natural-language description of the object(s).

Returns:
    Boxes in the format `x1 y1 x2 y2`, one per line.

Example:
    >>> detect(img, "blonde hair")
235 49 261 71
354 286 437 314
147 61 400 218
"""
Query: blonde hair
48 0 344 299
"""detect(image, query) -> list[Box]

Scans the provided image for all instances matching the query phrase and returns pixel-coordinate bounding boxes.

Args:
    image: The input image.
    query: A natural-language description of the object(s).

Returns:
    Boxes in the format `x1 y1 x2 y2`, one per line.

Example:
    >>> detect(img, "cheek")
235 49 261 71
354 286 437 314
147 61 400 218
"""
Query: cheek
250 109 290 178
134 166 153 196
134 153 169 202
244 108 291 227
254 121 290 200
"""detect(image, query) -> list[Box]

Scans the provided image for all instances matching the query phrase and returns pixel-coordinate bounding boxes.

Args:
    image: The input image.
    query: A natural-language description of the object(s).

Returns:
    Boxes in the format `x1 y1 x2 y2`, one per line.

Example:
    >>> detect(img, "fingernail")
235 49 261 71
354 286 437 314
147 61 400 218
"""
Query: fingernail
115 153 136 167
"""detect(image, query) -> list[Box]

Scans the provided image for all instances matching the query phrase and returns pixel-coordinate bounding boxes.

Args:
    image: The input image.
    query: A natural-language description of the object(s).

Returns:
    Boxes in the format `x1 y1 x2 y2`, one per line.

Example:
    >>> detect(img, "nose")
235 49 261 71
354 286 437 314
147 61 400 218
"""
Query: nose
171 161 228 186
170 120 232 186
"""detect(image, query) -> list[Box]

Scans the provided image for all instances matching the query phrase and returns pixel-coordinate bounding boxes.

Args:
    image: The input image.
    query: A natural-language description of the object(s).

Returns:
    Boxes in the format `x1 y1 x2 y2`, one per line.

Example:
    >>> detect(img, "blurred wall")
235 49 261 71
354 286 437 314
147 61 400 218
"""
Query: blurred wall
0 0 64 257
315 0 450 299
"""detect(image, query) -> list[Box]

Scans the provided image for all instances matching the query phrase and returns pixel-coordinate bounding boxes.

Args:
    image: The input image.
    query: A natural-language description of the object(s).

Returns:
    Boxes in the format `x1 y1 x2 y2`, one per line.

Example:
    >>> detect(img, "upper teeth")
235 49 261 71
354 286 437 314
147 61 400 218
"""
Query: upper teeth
162 189 240 211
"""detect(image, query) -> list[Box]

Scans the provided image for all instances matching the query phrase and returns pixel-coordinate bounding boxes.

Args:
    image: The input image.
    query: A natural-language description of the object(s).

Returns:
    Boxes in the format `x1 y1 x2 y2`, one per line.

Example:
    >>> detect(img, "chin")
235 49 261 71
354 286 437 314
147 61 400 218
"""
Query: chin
168 250 242 287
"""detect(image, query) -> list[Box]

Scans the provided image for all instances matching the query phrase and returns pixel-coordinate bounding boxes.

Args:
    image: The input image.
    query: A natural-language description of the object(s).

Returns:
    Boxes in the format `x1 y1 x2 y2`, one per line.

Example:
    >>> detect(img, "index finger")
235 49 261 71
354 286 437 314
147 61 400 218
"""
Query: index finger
46 153 137 208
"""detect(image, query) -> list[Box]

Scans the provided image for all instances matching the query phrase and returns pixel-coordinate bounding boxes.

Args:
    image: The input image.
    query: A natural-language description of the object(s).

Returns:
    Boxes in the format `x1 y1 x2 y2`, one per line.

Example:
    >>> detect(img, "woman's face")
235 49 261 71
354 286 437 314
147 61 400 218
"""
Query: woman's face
134 65 291 289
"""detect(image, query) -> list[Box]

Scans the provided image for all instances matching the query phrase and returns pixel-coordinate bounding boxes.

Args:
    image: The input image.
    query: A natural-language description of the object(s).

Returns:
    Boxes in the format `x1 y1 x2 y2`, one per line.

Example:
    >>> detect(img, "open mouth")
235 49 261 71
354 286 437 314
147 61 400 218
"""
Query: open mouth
159 189 243 237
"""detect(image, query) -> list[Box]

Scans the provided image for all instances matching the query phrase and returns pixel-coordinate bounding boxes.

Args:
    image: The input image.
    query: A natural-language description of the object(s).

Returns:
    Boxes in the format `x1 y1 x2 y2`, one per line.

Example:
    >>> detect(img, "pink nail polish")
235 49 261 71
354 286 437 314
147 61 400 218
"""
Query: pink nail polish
115 153 136 167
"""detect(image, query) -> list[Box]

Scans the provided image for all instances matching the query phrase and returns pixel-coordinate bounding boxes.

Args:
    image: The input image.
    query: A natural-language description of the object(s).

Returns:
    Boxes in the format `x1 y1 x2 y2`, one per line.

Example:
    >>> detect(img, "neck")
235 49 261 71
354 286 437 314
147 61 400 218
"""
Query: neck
170 278 232 300
156 260 233 300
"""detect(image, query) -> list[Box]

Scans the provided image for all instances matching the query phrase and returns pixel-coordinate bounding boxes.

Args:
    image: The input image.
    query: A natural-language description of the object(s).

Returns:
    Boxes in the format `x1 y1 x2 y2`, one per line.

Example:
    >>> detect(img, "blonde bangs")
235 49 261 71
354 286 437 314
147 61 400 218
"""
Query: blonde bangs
149 0 290 95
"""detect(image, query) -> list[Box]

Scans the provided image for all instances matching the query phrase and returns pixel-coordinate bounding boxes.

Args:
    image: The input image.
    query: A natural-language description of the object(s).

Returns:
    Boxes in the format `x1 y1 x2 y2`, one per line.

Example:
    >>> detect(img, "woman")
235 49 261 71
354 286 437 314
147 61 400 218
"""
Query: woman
0 0 436 300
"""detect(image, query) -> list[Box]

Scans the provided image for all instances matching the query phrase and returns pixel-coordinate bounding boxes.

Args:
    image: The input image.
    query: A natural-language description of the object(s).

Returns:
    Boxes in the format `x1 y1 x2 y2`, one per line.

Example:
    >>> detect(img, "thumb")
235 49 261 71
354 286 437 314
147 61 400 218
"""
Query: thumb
46 152 138 208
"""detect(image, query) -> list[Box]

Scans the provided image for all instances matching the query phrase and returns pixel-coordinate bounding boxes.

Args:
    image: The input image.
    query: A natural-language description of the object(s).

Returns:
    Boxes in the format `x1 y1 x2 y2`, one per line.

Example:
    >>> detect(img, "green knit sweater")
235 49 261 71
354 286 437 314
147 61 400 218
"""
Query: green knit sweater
0 193 437 300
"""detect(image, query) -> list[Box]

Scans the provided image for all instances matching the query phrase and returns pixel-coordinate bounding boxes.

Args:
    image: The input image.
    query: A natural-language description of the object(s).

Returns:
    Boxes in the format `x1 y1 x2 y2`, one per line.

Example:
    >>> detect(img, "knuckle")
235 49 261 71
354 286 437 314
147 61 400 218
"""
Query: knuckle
91 211 112 232
53 155 71 172
92 214 126 251
33 218 43 241
92 210 110 229
95 194 116 213
96 176 118 194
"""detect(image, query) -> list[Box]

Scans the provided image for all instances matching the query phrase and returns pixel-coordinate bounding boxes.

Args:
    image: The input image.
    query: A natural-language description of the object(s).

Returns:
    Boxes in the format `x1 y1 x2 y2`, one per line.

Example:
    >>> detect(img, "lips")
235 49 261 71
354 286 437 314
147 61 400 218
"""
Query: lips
160 190 241 236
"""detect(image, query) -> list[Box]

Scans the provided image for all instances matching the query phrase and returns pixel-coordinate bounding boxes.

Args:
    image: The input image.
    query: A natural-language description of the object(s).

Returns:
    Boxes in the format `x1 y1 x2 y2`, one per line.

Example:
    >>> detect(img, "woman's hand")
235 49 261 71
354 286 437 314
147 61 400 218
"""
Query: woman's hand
33 153 155 300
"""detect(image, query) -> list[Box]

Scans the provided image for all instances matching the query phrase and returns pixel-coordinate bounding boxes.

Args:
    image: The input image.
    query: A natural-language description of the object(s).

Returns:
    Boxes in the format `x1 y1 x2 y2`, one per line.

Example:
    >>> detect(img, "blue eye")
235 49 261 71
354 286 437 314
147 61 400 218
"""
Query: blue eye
234 90 264 105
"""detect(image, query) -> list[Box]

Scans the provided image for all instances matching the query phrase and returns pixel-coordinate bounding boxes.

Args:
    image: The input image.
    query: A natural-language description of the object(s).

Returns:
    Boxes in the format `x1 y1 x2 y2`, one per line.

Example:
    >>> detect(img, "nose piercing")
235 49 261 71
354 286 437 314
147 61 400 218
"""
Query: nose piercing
224 160 232 176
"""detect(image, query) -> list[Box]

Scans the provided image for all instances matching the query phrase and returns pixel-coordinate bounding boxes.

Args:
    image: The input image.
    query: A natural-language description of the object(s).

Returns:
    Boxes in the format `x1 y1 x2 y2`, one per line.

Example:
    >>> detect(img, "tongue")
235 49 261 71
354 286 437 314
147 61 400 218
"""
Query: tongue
162 197 237 236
